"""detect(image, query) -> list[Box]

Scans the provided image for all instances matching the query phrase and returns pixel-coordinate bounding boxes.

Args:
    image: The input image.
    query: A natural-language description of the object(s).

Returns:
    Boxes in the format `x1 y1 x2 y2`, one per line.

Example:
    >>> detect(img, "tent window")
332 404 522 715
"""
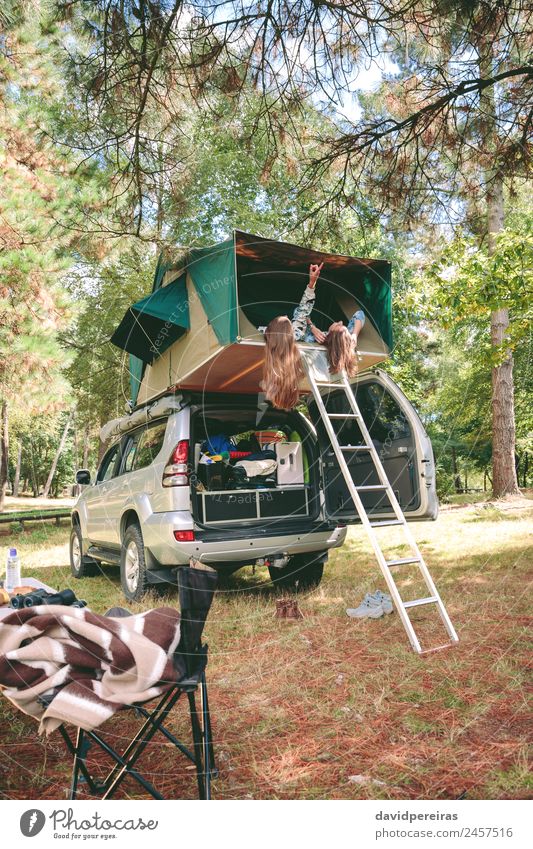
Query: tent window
234 231 392 348
236 266 366 331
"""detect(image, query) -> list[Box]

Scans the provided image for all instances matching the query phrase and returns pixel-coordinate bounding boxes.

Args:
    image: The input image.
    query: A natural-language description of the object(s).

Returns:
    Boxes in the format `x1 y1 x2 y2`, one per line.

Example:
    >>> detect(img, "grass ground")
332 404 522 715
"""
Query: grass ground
0 497 531 800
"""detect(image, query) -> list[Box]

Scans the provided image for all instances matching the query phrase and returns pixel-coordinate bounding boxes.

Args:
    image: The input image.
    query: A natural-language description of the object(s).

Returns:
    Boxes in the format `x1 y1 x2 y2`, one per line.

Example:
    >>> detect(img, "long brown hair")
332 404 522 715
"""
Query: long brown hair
325 324 358 377
262 316 304 409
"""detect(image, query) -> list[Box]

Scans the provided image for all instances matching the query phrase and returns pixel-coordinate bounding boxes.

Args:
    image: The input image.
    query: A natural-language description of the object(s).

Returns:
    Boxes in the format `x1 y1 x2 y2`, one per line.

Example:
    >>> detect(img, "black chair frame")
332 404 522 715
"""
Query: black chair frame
56 567 218 800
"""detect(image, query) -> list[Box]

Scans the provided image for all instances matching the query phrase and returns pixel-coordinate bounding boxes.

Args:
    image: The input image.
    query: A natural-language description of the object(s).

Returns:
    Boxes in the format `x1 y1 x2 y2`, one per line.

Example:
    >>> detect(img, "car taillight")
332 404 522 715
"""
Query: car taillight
163 439 189 487
174 530 195 542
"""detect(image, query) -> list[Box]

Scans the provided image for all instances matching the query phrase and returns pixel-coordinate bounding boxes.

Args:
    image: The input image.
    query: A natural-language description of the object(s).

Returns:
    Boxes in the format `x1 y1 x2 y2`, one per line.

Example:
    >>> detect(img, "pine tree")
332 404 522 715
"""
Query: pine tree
0 15 103 507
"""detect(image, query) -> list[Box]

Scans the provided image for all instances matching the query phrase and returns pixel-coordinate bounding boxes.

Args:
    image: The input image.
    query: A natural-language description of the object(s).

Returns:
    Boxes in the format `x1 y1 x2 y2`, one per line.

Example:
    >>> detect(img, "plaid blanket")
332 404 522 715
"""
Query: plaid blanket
0 605 182 735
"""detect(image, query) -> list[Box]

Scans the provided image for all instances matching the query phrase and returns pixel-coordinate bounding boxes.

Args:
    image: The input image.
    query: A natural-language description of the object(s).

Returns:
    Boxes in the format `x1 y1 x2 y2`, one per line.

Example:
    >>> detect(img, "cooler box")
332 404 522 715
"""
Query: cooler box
275 442 305 485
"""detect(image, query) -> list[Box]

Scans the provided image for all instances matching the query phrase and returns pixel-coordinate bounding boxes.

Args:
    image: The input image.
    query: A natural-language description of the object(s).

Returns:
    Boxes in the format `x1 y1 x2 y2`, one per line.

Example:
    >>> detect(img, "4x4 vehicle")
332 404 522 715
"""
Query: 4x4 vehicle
70 369 437 600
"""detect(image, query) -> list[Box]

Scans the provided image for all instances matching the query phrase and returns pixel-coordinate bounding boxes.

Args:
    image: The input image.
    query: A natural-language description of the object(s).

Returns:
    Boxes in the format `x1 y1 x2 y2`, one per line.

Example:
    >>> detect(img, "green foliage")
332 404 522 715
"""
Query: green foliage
63 247 159 428
405 207 533 493
9 412 75 496
0 19 105 414
424 221 533 362
0 4 530 502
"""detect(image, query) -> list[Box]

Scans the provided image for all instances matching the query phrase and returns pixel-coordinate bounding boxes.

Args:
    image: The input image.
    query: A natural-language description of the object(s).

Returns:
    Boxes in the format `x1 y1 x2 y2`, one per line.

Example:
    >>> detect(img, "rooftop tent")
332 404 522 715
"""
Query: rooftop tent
113 230 393 407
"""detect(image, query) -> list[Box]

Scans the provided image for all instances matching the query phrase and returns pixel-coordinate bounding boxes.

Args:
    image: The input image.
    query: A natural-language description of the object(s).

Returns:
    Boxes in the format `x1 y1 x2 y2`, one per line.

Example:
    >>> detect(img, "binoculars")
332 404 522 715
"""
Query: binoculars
10 588 87 609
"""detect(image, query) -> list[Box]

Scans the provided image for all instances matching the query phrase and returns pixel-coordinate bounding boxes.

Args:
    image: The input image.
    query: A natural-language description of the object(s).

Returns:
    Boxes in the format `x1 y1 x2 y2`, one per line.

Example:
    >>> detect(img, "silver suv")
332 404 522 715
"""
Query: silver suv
70 370 438 600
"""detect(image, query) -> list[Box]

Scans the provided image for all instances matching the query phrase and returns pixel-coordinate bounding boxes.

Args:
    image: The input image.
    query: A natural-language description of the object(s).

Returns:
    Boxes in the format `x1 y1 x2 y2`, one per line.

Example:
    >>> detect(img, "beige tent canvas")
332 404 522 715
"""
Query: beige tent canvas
111 230 393 407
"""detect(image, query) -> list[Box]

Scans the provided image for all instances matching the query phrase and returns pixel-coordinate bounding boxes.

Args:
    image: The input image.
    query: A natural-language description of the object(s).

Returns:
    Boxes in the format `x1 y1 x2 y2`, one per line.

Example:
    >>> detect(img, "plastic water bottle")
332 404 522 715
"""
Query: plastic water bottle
5 548 21 593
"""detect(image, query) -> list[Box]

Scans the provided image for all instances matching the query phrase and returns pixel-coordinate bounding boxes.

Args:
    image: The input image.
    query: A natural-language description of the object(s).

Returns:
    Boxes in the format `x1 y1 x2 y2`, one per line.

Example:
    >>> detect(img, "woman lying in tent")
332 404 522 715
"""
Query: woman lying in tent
262 262 365 410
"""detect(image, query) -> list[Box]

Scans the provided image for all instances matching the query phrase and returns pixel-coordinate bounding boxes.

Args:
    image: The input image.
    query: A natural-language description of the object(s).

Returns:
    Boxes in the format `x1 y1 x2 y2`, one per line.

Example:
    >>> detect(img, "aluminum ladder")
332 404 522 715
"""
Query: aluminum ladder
302 356 459 654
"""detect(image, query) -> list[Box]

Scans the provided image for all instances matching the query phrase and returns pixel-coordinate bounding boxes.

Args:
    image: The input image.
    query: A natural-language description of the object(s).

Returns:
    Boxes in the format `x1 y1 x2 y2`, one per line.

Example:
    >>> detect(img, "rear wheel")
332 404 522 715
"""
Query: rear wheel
268 553 325 591
69 525 99 578
120 523 148 601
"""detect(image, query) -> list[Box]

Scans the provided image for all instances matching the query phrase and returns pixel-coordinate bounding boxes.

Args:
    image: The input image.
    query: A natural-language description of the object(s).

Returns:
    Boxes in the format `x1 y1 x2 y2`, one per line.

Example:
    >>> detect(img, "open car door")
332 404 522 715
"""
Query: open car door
307 369 438 523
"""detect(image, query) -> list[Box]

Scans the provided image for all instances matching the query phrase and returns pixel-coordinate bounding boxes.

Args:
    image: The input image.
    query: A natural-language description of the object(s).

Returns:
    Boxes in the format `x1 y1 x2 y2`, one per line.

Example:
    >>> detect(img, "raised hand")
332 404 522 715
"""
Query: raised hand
310 324 327 344
308 261 324 288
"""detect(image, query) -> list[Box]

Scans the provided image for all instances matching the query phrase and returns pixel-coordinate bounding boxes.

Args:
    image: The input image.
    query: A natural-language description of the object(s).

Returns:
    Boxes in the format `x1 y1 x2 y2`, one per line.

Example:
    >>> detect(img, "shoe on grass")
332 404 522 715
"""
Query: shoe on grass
359 591 386 606
346 599 385 619
369 590 391 603
369 590 393 614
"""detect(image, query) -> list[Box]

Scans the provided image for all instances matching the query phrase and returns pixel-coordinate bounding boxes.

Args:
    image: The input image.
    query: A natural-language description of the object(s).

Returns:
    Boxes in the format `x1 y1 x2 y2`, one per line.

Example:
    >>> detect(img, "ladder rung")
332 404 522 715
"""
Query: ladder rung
339 445 369 451
356 485 388 491
386 557 421 567
370 519 405 527
403 596 438 609
315 381 341 388
327 412 360 419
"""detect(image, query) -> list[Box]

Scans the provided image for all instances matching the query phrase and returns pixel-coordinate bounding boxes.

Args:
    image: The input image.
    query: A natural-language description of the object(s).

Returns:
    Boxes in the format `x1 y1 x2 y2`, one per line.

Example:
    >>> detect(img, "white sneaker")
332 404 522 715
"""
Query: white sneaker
369 590 393 614
346 599 385 619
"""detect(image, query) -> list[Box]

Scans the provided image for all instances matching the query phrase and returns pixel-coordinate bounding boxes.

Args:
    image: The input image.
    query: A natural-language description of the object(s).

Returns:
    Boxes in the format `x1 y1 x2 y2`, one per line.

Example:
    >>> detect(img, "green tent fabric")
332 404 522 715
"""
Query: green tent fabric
186 237 237 346
112 273 189 364
128 255 177 402
360 267 392 350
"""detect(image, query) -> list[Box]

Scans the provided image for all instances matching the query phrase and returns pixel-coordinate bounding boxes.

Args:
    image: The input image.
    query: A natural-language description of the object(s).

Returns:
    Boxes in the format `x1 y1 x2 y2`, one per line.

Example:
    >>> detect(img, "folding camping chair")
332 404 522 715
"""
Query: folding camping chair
56 567 218 800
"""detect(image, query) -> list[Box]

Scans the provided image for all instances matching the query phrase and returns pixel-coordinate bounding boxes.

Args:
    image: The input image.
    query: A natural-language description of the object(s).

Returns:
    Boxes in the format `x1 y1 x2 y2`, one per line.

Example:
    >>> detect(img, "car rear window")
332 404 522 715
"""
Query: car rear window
131 421 167 471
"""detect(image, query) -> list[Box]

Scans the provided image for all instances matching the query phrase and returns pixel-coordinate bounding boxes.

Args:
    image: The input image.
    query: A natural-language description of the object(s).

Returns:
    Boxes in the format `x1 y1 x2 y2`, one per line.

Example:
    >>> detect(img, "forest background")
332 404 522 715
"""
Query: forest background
0 1 531 507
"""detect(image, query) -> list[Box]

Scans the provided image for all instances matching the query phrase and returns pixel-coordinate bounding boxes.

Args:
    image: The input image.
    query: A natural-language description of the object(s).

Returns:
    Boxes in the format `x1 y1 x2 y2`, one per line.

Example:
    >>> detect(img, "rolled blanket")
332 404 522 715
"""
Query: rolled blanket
0 605 182 735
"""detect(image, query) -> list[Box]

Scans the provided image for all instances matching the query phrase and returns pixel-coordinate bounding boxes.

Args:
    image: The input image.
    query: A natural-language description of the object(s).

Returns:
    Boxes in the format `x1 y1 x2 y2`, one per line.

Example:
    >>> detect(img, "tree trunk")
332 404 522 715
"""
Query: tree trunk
480 42 520 498
29 443 39 497
488 173 519 496
0 401 8 512
451 446 461 493
489 276 520 495
83 425 90 468
73 428 78 475
42 413 72 498
12 442 22 498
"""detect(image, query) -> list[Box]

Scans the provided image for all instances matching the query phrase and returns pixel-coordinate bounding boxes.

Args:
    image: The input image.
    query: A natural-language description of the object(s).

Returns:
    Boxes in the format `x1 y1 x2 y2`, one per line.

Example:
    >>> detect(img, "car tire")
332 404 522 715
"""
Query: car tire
69 525 99 578
120 523 148 601
268 553 325 591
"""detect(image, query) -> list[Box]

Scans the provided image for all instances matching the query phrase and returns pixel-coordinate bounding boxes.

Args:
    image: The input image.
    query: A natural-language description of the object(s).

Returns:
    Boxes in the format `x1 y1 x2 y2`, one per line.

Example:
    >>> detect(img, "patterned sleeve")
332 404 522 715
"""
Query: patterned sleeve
291 285 316 341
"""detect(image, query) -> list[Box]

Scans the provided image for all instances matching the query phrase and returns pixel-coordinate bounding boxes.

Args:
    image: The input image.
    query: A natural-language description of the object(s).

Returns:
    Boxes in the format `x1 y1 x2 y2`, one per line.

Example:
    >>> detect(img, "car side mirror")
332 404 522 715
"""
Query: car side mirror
76 469 91 486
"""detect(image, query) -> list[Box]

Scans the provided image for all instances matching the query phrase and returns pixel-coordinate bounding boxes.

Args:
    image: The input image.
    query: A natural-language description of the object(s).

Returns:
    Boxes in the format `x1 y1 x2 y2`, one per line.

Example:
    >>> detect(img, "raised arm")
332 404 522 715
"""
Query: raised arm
308 262 323 289
291 262 324 341
306 262 326 342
